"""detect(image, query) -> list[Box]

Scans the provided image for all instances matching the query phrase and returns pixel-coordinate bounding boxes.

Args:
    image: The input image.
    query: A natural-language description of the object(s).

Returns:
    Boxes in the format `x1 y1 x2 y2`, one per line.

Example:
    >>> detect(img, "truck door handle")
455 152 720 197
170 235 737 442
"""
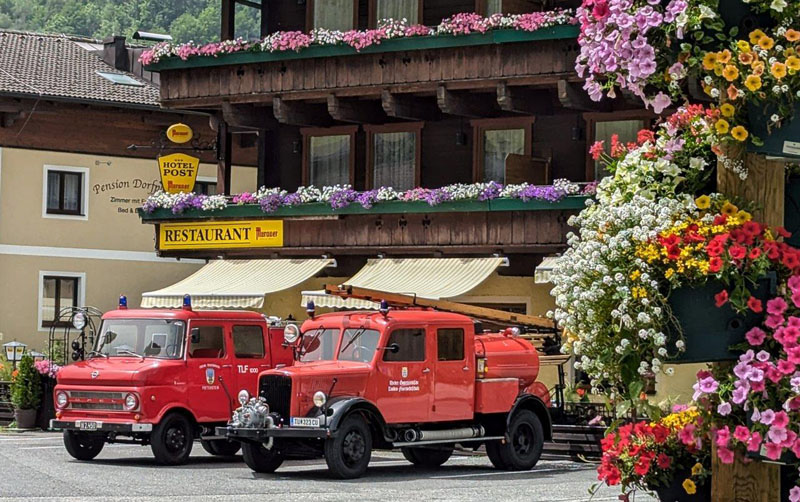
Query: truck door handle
221 364 232 368
463 366 470 371
422 368 430 373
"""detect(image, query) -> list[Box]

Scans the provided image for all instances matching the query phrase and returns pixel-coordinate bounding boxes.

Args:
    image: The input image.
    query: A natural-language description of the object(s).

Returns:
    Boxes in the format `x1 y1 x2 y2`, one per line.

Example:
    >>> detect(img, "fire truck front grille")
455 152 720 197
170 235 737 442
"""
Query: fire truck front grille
67 391 126 411
259 375 291 419
70 402 124 411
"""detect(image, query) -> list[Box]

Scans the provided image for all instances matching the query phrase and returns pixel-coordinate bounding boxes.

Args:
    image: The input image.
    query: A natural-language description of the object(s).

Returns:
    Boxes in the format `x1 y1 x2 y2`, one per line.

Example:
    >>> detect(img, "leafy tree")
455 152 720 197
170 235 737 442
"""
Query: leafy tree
10 354 41 410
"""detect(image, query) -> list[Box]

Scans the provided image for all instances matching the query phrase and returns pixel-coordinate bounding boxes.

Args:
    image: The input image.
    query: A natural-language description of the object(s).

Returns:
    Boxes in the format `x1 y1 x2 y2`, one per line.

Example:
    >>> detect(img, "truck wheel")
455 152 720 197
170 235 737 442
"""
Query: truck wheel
63 431 105 461
242 441 284 473
151 413 194 465
487 410 543 471
401 446 453 467
324 414 372 479
201 439 241 457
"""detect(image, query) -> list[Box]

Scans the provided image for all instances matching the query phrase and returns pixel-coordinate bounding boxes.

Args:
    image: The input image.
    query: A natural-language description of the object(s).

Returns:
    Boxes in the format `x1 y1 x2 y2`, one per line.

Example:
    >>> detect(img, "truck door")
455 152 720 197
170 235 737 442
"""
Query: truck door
431 327 474 421
186 322 236 422
374 327 431 424
231 324 272 396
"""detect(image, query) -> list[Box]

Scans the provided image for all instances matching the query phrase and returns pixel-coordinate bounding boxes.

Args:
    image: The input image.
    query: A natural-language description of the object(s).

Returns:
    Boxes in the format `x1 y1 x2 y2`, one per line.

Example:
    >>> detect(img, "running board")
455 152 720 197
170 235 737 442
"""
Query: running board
392 436 504 447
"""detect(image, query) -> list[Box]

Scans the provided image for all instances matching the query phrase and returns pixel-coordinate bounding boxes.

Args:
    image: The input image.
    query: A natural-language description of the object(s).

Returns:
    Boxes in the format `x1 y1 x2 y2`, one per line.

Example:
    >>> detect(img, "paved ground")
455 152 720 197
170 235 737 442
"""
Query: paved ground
0 431 656 502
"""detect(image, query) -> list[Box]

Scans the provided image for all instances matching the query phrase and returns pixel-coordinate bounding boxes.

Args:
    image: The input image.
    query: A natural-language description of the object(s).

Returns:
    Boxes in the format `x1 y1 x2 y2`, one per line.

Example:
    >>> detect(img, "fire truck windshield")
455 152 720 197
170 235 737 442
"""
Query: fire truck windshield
299 328 380 363
95 319 185 359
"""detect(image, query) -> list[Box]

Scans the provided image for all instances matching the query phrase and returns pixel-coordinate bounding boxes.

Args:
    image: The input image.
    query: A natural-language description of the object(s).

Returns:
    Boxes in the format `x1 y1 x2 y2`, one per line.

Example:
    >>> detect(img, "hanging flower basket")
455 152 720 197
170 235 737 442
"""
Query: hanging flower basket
746 103 800 160
667 272 777 363
651 470 711 502
785 176 800 249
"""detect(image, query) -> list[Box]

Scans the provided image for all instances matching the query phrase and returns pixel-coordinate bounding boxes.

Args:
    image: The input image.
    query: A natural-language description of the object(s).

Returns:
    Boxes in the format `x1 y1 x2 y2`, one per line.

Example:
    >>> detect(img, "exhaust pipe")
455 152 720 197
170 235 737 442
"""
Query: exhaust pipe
405 425 484 442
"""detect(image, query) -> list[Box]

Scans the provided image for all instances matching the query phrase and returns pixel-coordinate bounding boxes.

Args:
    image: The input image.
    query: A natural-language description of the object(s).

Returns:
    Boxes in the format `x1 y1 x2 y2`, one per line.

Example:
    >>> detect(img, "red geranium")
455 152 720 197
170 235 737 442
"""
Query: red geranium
656 453 672 469
728 244 747 261
747 296 763 313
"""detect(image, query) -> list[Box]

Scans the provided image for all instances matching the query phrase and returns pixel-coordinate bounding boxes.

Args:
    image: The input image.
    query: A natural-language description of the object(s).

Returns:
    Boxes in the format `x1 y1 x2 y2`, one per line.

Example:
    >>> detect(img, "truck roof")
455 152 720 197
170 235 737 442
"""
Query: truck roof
305 308 474 328
102 308 266 321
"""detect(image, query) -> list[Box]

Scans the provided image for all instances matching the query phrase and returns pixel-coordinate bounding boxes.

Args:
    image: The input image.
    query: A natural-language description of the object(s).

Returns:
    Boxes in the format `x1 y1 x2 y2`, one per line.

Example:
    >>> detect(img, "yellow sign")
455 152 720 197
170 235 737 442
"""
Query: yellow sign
166 123 193 144
159 220 284 250
158 153 200 193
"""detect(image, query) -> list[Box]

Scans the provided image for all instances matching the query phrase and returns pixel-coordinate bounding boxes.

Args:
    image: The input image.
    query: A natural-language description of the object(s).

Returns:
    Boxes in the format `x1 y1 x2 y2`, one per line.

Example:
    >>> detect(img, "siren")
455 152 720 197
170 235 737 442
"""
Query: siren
306 301 316 319
183 294 192 311
119 295 128 309
379 300 390 318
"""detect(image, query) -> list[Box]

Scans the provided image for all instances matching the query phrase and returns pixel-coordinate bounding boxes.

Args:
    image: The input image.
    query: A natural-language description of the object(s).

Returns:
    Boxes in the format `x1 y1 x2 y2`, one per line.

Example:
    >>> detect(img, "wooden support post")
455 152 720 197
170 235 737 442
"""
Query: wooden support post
273 97 332 127
256 129 280 189
260 0 270 37
216 121 233 195
436 86 498 118
711 445 781 502
327 95 386 124
381 90 439 121
221 0 235 41
222 102 277 130
497 82 553 115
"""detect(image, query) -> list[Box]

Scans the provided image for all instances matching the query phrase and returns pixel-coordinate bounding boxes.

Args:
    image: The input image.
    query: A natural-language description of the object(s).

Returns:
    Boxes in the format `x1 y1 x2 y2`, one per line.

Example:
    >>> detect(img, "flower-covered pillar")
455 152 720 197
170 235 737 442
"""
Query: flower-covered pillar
717 144 785 228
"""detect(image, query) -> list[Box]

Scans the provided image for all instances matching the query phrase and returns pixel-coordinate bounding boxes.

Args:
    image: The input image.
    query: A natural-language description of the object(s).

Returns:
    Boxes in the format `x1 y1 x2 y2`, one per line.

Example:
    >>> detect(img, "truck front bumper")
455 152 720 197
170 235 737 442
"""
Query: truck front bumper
50 419 153 433
217 425 329 441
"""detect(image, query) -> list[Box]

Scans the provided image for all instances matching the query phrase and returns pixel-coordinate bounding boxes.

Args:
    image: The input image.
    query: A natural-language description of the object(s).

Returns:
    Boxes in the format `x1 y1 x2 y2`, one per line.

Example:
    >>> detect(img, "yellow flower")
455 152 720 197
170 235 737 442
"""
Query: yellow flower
758 36 775 50
691 463 704 476
683 479 697 495
720 103 735 118
702 52 718 70
695 195 711 209
732 125 749 142
715 119 730 134
787 56 800 72
771 62 787 79
736 40 751 52
735 210 752 223
718 49 732 64
630 270 641 281
722 201 739 216
750 29 766 45
665 268 675 279
745 74 762 91
787 29 800 42
723 64 740 81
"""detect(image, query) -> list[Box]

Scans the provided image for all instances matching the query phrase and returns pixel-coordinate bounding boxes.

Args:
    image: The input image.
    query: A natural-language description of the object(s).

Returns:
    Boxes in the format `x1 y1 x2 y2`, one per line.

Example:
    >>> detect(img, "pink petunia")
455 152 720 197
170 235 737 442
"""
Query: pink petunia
766 314 785 329
773 411 790 429
717 402 732 416
746 327 767 346
779 360 797 375
717 446 735 464
716 426 731 447
761 409 776 426
790 486 800 502
789 316 800 328
792 438 800 458
767 297 788 316
769 426 788 445
678 424 696 445
733 426 751 443
789 275 800 294
747 431 763 452
765 442 784 460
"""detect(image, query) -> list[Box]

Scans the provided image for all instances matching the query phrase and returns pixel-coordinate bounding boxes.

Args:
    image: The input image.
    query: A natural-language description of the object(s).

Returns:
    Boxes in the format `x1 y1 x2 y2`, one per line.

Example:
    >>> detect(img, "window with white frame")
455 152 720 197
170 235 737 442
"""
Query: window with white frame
39 273 84 328
43 166 88 219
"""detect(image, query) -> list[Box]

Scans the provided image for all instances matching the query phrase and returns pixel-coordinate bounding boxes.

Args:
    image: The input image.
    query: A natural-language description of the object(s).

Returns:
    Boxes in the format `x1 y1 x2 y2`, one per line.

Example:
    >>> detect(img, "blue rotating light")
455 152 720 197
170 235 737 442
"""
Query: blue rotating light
119 295 128 309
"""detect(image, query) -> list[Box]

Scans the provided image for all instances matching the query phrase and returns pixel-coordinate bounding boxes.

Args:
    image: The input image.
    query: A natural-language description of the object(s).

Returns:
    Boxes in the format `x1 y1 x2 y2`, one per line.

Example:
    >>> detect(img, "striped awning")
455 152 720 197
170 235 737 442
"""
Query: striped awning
534 256 561 284
141 259 334 309
301 257 507 309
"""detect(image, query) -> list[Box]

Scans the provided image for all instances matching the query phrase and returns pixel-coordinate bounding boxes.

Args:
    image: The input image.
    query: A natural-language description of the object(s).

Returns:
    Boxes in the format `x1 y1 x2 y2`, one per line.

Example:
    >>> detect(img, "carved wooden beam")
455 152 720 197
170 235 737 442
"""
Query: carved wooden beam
381 90 440 121
557 80 610 112
327 95 386 124
273 97 332 127
222 102 277 130
496 82 553 115
436 86 498 118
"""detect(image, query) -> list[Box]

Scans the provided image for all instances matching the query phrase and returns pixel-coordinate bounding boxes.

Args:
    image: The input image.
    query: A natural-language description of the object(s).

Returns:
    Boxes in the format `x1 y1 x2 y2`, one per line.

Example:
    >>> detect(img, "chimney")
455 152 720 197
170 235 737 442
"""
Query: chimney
102 35 129 72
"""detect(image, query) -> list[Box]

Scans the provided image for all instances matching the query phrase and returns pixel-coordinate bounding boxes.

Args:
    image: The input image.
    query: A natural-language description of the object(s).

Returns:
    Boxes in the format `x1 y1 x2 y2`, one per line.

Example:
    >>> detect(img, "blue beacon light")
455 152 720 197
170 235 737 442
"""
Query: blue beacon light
183 294 192 310
119 295 128 309
306 301 316 319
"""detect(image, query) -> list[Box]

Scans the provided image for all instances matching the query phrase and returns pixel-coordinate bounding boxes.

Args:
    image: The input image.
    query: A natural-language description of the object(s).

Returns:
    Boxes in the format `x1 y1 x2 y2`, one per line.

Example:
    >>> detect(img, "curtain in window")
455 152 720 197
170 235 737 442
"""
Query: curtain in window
483 128 524 183
42 277 56 323
63 173 81 212
376 0 418 22
373 131 416 190
594 119 643 179
310 135 351 186
486 0 503 14
60 279 76 310
47 172 60 210
314 0 355 31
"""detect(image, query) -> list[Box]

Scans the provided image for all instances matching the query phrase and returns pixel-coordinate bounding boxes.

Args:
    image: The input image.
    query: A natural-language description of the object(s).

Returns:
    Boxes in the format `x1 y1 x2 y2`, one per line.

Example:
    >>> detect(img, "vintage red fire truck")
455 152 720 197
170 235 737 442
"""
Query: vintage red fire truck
50 295 293 465
220 286 553 479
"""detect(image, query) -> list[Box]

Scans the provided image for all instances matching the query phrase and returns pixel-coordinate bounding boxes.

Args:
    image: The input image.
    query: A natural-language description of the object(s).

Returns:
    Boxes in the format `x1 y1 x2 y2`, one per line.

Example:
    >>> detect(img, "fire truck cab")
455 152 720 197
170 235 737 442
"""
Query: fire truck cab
51 295 293 465
222 301 551 479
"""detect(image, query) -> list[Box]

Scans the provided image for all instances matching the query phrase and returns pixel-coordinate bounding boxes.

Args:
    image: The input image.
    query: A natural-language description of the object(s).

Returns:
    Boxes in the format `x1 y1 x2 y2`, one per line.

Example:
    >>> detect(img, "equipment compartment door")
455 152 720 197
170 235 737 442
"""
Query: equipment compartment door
373 327 431 424
431 327 474 421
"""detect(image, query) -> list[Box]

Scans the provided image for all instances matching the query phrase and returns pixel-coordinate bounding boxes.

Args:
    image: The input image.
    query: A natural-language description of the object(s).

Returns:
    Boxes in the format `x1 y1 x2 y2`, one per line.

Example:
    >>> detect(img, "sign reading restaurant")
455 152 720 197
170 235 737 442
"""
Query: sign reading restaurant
159 220 283 250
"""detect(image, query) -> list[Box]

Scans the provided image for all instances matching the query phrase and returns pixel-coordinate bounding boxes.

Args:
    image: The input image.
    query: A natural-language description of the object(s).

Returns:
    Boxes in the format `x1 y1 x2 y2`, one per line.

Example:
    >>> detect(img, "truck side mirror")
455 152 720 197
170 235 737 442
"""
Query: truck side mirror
384 343 399 354
190 328 200 344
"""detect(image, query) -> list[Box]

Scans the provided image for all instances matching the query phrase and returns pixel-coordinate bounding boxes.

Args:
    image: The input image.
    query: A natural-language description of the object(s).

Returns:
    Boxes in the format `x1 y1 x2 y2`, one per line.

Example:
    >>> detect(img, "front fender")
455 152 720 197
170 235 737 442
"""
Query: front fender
509 394 553 440
320 397 388 438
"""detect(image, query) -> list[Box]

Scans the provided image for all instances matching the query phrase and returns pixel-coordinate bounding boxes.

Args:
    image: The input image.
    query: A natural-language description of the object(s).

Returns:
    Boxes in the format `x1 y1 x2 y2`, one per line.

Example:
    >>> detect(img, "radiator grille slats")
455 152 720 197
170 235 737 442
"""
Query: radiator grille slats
258 375 292 419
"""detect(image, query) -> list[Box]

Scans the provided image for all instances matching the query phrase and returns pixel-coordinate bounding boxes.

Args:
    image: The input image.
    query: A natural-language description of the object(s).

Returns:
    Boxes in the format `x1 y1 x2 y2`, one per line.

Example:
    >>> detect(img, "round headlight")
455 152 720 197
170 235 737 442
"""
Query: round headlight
313 391 327 407
238 389 250 405
124 393 139 411
284 324 300 344
72 311 87 331
55 391 68 409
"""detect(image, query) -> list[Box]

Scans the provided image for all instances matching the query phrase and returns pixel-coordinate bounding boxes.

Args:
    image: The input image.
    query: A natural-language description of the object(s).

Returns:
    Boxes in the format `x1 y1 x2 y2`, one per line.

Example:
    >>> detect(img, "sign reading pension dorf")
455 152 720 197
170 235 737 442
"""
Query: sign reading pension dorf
159 220 283 250
158 153 200 193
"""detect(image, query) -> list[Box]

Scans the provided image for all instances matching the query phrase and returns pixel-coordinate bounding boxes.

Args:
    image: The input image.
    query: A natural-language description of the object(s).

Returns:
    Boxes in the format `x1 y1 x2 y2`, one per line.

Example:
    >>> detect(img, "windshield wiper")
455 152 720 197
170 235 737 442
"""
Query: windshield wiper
87 350 108 359
299 326 325 359
115 348 145 361
340 327 366 355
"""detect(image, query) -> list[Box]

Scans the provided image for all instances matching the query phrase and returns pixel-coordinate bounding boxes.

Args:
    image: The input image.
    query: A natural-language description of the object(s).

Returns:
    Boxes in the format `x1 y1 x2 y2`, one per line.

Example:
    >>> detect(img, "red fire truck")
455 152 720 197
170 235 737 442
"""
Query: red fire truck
220 285 555 479
50 295 293 465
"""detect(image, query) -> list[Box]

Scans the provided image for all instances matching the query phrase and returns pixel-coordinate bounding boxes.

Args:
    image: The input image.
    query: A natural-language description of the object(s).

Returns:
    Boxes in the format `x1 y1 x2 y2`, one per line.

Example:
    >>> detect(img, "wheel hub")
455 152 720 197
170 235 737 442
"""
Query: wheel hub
166 426 186 452
514 423 534 456
342 430 366 466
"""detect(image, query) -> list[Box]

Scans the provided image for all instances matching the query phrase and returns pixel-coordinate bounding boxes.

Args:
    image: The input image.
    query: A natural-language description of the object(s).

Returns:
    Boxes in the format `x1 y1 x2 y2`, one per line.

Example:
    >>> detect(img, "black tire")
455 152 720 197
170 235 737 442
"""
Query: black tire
401 446 454 467
63 431 105 461
242 441 284 473
324 414 372 479
488 410 544 471
201 439 241 457
150 412 194 465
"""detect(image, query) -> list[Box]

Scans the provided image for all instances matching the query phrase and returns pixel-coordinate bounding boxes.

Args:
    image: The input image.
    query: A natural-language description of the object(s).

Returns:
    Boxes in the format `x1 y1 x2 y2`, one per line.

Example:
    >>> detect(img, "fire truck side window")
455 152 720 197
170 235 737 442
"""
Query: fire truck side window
383 328 425 362
232 325 265 358
189 326 225 358
437 328 465 361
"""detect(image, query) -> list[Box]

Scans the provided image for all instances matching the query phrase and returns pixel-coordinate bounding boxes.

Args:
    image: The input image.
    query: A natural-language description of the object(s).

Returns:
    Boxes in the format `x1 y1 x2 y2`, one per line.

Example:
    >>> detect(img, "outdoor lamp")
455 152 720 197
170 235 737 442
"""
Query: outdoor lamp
72 311 87 331
3 340 27 370
29 351 46 362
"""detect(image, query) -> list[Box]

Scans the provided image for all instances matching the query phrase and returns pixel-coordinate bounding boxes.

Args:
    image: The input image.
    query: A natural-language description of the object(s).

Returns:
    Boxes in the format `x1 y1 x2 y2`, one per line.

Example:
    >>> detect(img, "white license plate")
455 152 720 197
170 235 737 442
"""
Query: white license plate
290 417 320 428
78 421 100 431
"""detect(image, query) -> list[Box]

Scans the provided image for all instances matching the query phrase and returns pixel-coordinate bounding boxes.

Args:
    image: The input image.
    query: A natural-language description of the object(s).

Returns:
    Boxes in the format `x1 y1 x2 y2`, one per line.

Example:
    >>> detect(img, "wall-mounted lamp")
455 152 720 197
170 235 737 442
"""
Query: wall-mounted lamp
292 140 302 154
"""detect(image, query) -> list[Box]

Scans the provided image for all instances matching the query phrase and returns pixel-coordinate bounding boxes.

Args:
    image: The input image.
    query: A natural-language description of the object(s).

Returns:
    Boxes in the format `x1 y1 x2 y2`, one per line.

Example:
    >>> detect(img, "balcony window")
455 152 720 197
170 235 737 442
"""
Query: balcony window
301 126 357 186
471 117 533 184
194 179 217 195
309 0 357 31
585 112 651 180
371 0 421 26
366 123 423 190
40 273 83 328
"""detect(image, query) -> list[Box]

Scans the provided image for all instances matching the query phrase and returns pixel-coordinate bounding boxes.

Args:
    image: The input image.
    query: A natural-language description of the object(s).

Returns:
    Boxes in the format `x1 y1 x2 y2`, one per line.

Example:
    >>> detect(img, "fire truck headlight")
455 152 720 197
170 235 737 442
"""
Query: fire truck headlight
124 393 139 411
284 324 300 344
313 391 327 407
238 389 250 405
55 391 68 409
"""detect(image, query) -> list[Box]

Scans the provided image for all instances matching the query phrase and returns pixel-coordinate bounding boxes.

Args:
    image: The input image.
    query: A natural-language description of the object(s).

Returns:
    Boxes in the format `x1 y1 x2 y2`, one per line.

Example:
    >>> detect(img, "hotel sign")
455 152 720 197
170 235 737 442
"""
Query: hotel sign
159 220 283 250
158 153 200 193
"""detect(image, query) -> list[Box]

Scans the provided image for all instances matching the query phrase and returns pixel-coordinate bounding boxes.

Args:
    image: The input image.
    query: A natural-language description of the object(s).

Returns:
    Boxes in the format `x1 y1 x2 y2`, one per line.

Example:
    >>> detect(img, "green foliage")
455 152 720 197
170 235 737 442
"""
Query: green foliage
0 353 11 381
0 1 262 43
10 354 41 410
45 340 65 366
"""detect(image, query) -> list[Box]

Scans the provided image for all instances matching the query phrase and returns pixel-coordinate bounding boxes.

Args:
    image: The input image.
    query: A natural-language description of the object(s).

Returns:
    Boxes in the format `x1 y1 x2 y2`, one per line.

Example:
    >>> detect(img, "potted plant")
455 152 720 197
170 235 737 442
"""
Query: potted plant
10 354 42 429
34 359 60 430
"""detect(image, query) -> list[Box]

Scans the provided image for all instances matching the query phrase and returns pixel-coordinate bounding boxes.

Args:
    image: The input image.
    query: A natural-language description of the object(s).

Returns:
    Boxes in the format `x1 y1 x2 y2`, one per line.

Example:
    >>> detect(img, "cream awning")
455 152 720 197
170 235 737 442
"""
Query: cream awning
142 259 334 309
534 256 561 284
301 257 507 309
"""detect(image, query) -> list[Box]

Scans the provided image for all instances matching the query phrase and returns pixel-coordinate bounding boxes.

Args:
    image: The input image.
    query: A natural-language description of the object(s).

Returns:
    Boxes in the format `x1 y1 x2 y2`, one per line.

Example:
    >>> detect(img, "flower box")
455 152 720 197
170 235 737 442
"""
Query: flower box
746 103 800 160
667 273 777 363
785 176 800 249
650 470 711 502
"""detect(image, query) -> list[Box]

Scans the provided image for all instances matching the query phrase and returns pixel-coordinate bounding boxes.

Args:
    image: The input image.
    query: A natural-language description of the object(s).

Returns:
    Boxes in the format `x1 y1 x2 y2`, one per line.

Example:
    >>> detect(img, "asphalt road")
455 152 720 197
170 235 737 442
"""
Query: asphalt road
0 432 656 502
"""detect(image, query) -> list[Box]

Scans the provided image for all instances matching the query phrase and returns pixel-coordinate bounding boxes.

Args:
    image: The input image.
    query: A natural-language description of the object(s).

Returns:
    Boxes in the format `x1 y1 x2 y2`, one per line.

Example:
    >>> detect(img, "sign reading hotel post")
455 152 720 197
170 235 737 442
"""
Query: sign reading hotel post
158 153 200 193
159 220 284 250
